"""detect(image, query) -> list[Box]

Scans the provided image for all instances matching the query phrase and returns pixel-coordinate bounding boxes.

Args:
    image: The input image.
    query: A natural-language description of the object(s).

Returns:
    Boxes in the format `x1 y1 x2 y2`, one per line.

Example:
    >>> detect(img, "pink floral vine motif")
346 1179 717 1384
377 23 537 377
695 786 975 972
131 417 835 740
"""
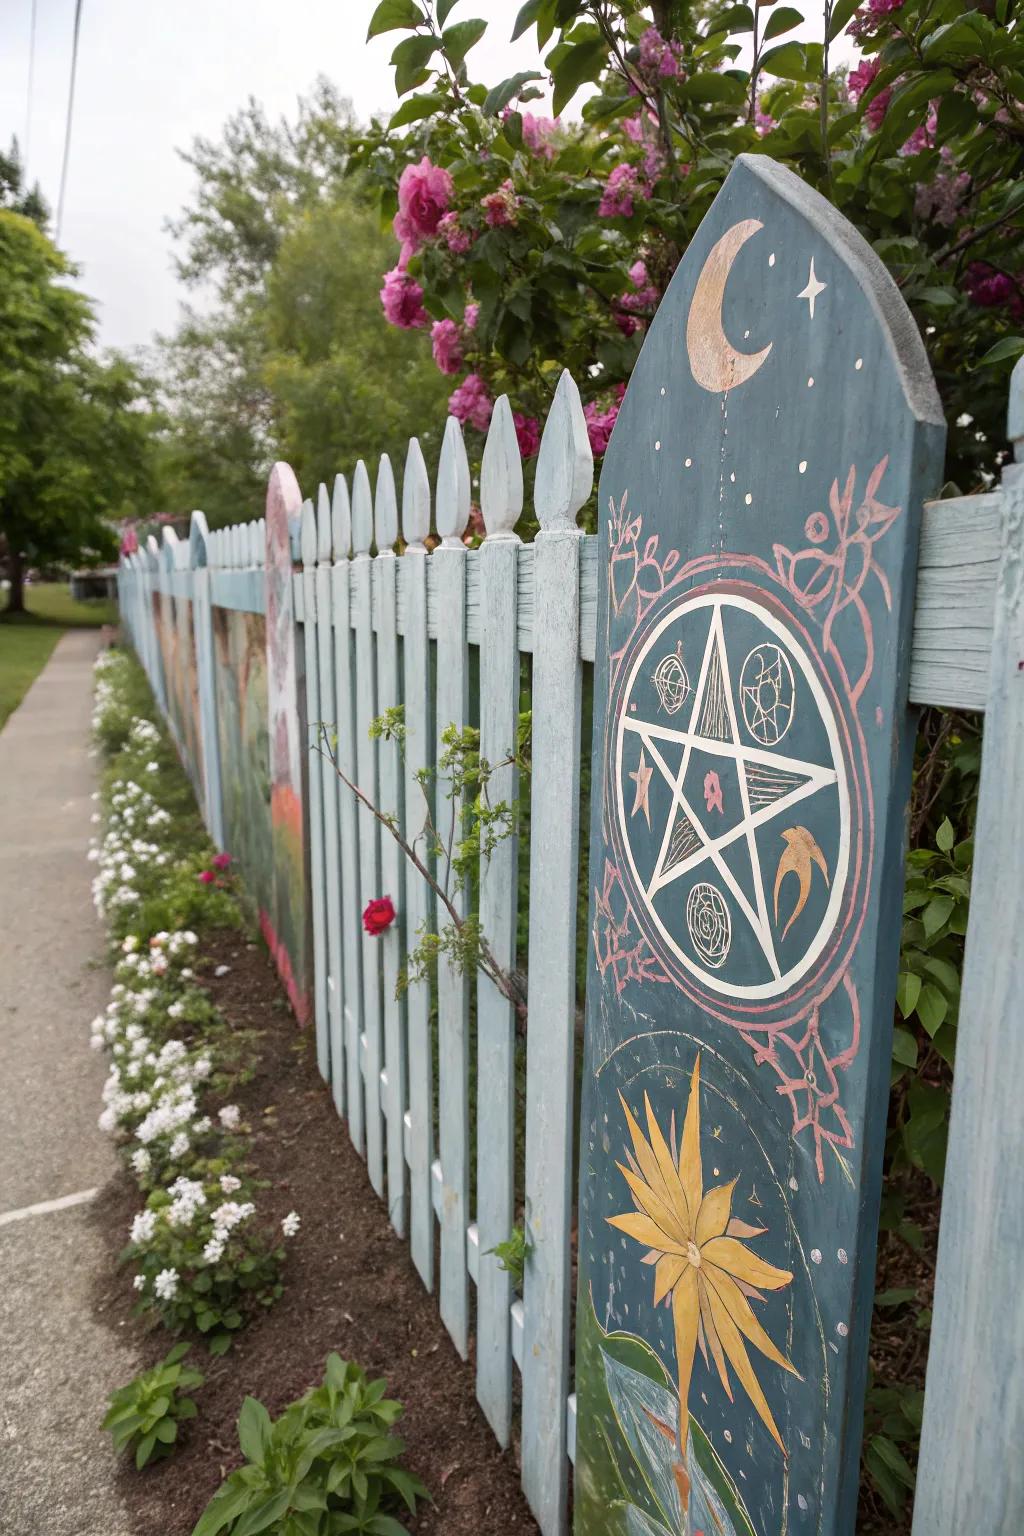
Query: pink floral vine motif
592 860 670 995
607 491 683 670
772 456 902 709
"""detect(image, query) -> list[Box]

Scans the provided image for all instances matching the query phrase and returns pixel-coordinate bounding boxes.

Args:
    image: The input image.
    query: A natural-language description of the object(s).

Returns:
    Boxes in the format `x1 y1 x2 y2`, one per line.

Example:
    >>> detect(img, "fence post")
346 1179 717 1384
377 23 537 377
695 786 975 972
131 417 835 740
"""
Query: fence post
434 415 472 1357
912 359 1024 1534
352 459 386 1199
374 453 407 1237
521 371 593 1531
189 510 224 848
315 484 344 1105
400 437 435 1293
475 394 523 1446
146 534 165 714
301 497 330 1082
331 473 363 1146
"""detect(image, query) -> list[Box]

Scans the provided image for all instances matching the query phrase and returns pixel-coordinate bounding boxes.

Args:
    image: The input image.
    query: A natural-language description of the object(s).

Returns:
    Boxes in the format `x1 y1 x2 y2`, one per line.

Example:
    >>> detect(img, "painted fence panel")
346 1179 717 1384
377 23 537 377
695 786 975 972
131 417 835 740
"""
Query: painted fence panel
302 499 330 1082
573 156 946 1536
315 485 344 1110
331 475 361 1137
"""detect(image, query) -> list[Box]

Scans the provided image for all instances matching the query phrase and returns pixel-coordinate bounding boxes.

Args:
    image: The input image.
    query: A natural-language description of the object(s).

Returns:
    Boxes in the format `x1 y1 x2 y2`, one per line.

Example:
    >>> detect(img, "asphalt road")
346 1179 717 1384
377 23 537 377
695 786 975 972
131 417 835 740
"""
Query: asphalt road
0 630 136 1536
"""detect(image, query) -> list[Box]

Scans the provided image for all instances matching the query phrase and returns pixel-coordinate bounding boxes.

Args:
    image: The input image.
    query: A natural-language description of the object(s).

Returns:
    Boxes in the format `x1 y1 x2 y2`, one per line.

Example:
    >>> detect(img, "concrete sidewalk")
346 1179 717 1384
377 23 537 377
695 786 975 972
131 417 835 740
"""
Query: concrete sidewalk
0 631 135 1535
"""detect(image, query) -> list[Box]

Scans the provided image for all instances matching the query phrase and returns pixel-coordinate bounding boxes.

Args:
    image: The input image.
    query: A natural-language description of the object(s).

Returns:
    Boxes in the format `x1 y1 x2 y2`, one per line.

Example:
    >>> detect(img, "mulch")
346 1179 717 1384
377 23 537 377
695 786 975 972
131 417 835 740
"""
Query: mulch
89 930 539 1536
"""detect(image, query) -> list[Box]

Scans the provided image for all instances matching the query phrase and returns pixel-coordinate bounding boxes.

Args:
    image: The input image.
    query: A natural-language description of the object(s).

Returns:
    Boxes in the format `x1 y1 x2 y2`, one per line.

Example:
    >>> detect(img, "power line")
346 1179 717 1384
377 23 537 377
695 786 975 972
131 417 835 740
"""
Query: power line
56 0 84 245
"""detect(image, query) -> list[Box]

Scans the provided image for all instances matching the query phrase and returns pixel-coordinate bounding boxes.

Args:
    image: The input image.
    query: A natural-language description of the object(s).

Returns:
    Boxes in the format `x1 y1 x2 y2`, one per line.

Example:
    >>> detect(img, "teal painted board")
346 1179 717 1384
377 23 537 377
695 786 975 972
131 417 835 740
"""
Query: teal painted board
315 486 344 1112
573 157 945 1536
912 373 1024 1536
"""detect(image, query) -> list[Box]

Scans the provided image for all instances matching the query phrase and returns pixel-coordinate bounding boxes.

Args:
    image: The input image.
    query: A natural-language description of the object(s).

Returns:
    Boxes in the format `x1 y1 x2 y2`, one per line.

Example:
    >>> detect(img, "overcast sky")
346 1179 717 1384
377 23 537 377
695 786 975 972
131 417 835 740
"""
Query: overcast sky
0 1 854 354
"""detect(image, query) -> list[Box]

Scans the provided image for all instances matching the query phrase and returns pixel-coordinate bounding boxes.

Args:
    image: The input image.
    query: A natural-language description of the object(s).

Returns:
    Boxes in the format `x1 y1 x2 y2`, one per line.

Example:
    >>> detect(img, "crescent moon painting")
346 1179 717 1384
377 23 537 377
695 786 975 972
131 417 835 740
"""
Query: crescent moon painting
686 217 772 393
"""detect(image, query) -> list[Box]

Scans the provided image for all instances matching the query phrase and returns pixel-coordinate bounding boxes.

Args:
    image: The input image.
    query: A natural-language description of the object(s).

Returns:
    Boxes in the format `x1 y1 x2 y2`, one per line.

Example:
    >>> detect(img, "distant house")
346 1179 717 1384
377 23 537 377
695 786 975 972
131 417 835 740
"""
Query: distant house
70 566 119 601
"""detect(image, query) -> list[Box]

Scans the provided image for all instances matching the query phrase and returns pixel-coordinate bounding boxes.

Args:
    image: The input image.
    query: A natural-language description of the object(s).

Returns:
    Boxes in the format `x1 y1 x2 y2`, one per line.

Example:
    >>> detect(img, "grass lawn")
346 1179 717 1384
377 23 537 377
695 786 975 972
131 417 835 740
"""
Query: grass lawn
0 581 118 729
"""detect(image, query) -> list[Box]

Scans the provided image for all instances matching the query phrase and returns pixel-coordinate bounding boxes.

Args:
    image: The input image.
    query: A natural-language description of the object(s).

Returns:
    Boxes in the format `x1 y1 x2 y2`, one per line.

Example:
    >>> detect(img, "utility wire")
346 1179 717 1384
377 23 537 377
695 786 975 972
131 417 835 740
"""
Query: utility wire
56 0 84 245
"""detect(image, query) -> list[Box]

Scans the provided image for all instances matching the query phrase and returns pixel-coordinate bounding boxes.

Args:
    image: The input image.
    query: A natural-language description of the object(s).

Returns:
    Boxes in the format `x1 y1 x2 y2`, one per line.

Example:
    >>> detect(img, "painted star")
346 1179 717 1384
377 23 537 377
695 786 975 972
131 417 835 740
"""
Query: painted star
798 257 827 318
629 746 653 827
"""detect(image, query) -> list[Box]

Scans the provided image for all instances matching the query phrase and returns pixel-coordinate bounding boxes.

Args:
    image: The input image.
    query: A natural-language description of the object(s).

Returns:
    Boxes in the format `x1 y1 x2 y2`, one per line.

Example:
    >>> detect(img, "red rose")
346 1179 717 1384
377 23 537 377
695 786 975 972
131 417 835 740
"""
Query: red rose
197 869 216 884
211 852 232 871
362 896 396 936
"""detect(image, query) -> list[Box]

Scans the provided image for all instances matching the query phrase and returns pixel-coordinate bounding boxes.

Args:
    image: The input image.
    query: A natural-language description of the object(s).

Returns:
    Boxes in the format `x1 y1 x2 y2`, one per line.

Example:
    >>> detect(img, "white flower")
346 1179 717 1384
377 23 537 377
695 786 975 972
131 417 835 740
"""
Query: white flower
193 1116 212 1134
180 966 193 978
281 1211 301 1238
122 935 139 953
130 1209 157 1245
169 1132 190 1160
182 931 198 945
151 954 168 976
154 1267 179 1301
956 412 974 427
210 1200 254 1232
193 1056 212 1080
218 1104 241 1130
219 1174 242 1194
131 1148 151 1176
146 761 159 773
98 1106 118 1134
132 1274 146 1292
167 1001 184 1019
202 1237 226 1265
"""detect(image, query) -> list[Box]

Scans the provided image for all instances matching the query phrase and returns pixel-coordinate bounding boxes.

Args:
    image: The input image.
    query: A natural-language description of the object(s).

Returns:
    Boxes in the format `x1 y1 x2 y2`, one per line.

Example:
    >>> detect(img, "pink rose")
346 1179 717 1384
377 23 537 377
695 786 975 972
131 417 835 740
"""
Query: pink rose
431 318 463 376
197 869 216 885
584 399 620 457
394 156 453 254
520 111 559 158
513 412 541 459
481 179 519 228
847 58 880 104
380 267 429 330
448 373 493 433
212 852 232 871
599 164 642 219
437 211 472 254
638 26 683 80
463 302 479 331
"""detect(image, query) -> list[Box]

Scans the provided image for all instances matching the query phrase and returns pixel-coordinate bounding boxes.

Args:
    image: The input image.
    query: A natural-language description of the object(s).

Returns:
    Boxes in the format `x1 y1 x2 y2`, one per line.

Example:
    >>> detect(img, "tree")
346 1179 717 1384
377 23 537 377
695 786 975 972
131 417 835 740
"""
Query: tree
361 0 1023 497
0 138 49 227
0 211 157 611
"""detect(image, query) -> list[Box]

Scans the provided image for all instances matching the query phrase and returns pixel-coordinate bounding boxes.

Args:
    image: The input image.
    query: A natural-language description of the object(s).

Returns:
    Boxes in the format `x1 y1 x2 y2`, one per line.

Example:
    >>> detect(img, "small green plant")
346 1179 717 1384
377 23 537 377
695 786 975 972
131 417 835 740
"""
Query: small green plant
192 1354 428 1536
102 1343 204 1469
486 1225 531 1290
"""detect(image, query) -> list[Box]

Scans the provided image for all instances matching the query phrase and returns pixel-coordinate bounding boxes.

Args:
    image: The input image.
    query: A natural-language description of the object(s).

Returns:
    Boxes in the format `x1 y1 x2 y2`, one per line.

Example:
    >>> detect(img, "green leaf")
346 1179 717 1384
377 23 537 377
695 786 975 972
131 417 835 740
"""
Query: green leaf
978 336 1024 368
233 1491 292 1536
367 0 423 41
156 1417 178 1444
917 287 955 308
872 1433 917 1488
164 1342 191 1366
135 1432 157 1469
891 1027 918 1069
875 1286 917 1308
390 34 437 96
916 982 948 1036
680 72 748 106
192 1482 256 1536
827 0 860 39
366 1518 412 1536
238 1396 273 1466
482 70 545 116
389 91 446 129
551 38 606 116
759 41 810 80
436 0 461 24
922 894 954 937
511 0 543 42
706 4 754 34
442 18 487 69
763 6 803 40
209 1332 233 1357
895 971 922 1019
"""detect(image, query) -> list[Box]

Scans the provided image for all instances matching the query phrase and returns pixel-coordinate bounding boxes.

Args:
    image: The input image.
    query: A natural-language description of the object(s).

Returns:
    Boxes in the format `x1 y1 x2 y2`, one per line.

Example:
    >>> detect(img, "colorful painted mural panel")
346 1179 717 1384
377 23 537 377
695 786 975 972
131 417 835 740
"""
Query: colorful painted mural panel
576 158 946 1535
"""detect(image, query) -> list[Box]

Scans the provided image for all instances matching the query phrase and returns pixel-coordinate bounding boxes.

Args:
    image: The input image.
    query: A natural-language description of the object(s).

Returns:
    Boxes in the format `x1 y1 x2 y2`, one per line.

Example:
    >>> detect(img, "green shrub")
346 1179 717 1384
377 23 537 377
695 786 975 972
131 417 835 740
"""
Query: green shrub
192 1354 428 1536
103 1343 204 1469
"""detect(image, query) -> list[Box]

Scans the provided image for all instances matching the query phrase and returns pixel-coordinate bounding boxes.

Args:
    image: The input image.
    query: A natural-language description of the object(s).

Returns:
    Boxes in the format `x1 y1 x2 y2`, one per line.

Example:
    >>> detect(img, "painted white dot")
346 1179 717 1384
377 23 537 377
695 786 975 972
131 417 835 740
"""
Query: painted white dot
837 1248 848 1264
743 329 751 339
769 253 776 267
829 1341 839 1353
807 376 815 388
798 1494 808 1512
713 1167 720 1177
724 1430 733 1444
685 457 693 468
798 460 808 474
730 471 736 483
855 357 863 370
788 1176 798 1191
811 1248 822 1264
660 386 666 396
655 440 661 451
837 1321 849 1338
744 493 753 506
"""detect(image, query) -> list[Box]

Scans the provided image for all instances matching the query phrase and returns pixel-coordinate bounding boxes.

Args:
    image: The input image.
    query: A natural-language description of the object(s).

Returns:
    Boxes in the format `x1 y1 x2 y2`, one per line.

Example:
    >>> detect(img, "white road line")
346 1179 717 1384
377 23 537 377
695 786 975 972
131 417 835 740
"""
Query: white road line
0 1187 99 1229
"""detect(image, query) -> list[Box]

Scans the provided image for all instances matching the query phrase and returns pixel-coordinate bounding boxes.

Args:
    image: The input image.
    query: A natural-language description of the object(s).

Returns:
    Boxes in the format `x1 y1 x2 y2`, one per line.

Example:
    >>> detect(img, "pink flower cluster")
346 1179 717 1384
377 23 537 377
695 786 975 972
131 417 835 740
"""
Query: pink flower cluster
849 0 905 42
502 109 559 158
914 168 971 228
513 412 541 459
964 263 1024 321
394 155 453 265
120 525 139 556
599 163 644 219
482 179 520 228
437 211 472 255
197 852 232 886
430 303 479 376
584 385 626 457
615 258 660 335
380 267 429 330
847 58 891 132
637 26 683 80
448 373 493 432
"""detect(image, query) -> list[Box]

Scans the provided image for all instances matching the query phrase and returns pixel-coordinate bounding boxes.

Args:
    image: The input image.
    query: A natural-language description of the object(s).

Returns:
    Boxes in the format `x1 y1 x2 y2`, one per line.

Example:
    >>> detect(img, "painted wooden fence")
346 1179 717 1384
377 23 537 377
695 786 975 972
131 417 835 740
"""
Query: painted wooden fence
117 160 1023 1536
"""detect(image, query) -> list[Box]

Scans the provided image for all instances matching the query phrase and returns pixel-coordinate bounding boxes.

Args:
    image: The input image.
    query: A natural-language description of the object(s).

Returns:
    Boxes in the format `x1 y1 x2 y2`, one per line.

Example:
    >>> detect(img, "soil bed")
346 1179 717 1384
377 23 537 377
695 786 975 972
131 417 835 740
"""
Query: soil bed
91 930 538 1536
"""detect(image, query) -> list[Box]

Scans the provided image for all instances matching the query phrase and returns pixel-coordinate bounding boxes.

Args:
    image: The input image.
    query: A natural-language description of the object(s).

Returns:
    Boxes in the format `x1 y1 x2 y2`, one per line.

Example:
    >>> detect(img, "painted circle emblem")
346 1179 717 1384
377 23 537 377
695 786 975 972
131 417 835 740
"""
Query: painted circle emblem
614 590 850 1001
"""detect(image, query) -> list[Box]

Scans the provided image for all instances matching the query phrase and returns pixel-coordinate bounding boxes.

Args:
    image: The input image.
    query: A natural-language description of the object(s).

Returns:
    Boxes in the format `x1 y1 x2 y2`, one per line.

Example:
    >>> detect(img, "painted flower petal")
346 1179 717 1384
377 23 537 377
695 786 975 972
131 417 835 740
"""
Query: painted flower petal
653 1253 688 1306
701 1235 793 1291
703 1264 800 1380
726 1216 768 1239
607 1210 686 1256
694 1177 738 1247
616 1160 689 1246
672 1265 701 1460
618 1092 676 1214
677 1054 703 1226
645 1092 694 1235
697 1277 733 1402
702 1271 787 1454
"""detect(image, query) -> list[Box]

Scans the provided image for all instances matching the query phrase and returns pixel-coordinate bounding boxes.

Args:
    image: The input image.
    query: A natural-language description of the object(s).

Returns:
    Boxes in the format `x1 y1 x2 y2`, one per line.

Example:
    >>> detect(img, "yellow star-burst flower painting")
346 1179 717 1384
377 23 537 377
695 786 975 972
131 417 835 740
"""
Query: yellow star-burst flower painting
608 1055 800 1476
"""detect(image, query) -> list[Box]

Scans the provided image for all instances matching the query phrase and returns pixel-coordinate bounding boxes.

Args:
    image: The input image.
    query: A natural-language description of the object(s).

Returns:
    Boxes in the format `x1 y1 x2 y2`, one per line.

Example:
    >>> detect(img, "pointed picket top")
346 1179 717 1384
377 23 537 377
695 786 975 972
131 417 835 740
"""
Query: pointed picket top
250 520 262 566
1009 353 1024 468
316 483 333 562
162 526 179 570
436 414 470 547
256 517 266 565
300 497 318 568
481 394 523 539
375 453 399 554
331 473 352 559
401 437 431 551
534 369 593 533
352 459 374 556
189 510 209 569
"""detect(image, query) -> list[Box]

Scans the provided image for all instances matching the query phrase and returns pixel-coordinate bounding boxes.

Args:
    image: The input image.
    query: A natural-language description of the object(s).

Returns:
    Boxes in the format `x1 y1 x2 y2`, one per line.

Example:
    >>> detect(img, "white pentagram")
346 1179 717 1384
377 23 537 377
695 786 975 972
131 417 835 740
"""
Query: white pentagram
615 592 851 1000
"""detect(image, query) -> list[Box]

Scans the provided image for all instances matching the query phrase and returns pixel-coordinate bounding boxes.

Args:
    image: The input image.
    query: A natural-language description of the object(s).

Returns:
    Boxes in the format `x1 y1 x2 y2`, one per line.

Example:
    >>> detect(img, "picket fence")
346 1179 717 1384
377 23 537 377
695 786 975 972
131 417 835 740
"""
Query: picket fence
119 355 1023 1536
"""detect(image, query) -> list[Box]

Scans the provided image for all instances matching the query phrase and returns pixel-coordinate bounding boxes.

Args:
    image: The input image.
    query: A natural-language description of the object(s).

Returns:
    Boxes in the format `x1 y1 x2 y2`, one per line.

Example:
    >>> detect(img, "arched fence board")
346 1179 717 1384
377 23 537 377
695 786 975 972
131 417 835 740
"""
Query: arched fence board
115 159 1023 1536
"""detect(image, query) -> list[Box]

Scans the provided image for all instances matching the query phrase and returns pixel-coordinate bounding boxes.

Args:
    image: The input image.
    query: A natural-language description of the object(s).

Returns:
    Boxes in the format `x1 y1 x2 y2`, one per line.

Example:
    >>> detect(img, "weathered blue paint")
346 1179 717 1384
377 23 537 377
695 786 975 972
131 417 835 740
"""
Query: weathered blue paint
574 157 945 1536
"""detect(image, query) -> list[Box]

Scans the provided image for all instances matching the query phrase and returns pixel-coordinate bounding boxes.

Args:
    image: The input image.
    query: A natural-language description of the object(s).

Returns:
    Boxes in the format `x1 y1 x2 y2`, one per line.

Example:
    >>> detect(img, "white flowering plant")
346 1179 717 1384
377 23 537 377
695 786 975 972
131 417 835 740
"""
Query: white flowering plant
125 1172 291 1353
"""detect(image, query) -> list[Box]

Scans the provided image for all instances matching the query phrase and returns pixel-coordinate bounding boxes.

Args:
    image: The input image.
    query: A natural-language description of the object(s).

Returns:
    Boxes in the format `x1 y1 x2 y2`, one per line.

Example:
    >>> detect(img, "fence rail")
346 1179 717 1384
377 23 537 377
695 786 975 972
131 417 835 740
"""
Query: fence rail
118 356 1018 1536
